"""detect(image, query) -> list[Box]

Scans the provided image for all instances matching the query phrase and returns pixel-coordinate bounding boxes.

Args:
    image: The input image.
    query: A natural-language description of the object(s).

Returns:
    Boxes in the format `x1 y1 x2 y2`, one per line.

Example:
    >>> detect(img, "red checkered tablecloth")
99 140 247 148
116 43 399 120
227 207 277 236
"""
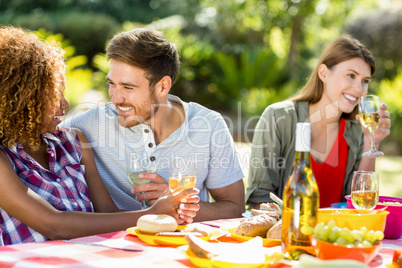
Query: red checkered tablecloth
0 219 401 268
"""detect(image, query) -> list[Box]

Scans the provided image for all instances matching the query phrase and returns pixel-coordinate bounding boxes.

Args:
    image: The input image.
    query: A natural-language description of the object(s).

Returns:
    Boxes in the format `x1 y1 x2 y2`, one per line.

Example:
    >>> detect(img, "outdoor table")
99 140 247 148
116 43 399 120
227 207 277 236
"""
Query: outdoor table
0 218 401 267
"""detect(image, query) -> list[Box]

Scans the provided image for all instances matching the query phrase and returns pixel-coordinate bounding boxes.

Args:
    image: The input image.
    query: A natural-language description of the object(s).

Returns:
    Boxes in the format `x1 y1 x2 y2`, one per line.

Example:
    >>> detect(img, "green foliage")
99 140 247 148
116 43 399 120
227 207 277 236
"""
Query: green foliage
345 8 402 82
34 29 94 107
241 82 296 117
11 13 54 31
91 53 110 92
377 69 402 147
210 46 286 110
56 12 121 63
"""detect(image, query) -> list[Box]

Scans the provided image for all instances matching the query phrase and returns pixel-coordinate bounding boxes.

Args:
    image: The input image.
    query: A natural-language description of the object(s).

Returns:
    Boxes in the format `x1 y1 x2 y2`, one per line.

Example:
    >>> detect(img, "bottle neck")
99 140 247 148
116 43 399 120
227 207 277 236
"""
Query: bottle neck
295 151 311 167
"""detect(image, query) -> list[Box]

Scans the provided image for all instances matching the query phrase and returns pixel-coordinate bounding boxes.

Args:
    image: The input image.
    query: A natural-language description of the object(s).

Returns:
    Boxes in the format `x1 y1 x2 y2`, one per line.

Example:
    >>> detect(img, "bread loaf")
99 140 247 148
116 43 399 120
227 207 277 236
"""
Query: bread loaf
266 219 282 239
137 214 177 234
235 214 277 237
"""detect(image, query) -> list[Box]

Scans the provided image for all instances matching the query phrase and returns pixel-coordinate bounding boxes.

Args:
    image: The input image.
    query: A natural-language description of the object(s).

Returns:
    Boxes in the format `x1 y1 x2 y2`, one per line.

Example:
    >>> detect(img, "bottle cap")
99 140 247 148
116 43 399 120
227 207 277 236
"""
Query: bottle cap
295 122 311 152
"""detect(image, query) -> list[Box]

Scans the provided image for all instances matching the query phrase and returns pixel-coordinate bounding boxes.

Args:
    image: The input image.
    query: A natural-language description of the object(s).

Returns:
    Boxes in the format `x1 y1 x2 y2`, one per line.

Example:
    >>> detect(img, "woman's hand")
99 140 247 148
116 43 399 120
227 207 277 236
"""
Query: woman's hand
357 102 391 147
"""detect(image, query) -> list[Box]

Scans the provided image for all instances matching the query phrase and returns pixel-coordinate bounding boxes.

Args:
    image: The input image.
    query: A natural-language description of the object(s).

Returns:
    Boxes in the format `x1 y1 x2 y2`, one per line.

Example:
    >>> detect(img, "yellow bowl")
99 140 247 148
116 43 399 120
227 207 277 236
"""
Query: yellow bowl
228 228 281 247
126 226 211 246
317 209 389 232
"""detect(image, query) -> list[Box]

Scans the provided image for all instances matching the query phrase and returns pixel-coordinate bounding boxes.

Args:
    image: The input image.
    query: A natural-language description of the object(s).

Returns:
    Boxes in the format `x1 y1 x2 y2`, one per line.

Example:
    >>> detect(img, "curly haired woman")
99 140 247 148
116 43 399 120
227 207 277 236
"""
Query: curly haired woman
0 26 199 246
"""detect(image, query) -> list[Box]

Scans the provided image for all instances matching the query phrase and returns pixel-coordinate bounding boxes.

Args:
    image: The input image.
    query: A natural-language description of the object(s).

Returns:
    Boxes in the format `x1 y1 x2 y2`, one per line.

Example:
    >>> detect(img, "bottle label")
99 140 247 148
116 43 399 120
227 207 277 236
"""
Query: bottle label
295 123 311 152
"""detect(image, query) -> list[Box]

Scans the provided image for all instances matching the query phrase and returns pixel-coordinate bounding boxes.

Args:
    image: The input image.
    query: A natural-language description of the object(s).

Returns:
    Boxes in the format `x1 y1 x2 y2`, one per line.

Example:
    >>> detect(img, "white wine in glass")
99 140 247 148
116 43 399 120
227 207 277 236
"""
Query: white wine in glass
169 157 196 194
359 95 384 158
127 154 155 209
351 171 379 210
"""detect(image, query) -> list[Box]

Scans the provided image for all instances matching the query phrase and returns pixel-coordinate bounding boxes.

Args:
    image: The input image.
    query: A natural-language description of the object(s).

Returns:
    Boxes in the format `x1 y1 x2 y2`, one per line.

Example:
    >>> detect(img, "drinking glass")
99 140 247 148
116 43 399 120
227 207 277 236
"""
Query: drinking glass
169 157 197 194
351 171 379 210
359 95 384 158
127 154 156 209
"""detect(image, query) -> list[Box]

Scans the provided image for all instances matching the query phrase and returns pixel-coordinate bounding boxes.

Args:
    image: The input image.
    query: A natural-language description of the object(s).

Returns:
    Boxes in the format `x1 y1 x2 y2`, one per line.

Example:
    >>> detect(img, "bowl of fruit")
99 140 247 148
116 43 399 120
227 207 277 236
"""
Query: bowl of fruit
317 208 389 233
345 195 402 239
311 220 383 264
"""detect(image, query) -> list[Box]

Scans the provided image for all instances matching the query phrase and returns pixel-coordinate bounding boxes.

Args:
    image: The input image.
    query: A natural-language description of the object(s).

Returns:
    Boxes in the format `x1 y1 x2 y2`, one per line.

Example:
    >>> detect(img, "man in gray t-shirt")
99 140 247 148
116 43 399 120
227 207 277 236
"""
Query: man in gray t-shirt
61 28 244 221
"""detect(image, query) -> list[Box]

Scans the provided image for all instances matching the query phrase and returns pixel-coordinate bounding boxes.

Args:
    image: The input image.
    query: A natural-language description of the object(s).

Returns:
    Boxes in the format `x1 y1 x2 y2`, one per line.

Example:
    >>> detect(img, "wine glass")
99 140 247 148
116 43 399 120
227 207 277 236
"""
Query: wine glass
358 95 384 158
351 171 379 210
169 157 197 194
127 154 156 209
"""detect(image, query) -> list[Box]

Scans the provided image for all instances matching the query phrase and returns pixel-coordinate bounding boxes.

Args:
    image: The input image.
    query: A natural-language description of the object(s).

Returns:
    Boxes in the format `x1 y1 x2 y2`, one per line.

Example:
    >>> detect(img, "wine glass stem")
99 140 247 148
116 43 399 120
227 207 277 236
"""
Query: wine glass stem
370 131 377 152
140 192 148 209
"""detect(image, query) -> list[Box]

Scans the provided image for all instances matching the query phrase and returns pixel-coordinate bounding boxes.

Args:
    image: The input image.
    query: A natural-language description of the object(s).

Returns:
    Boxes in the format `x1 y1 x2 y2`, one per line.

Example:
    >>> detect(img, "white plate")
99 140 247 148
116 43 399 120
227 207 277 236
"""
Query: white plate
242 212 252 218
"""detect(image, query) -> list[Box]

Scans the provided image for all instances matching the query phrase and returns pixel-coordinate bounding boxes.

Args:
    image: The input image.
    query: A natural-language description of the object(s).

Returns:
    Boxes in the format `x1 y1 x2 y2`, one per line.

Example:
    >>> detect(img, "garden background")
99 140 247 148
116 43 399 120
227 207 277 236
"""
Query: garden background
1 0 401 197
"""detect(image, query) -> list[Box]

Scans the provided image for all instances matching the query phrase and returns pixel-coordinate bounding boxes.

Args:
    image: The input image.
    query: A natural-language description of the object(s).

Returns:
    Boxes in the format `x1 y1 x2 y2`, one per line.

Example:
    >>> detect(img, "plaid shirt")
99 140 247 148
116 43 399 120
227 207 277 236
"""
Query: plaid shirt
0 128 94 246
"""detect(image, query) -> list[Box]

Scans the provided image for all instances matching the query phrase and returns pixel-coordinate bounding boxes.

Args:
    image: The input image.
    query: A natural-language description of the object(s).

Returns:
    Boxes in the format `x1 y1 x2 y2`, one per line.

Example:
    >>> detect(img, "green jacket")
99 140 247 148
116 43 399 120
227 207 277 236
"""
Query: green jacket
245 100 364 205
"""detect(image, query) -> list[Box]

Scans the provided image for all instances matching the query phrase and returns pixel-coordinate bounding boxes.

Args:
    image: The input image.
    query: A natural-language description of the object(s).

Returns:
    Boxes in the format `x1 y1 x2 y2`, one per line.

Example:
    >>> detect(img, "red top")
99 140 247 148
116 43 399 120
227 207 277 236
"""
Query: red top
311 118 349 208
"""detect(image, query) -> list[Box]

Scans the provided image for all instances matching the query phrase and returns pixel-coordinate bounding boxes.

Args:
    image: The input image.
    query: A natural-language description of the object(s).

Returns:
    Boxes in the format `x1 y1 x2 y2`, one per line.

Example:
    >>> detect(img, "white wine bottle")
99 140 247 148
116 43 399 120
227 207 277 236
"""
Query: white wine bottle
282 122 320 260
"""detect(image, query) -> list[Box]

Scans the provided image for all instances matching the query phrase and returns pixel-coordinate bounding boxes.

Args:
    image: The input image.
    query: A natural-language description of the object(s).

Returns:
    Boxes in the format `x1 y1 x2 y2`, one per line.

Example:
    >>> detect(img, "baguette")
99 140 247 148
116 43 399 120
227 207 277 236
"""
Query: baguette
235 214 277 237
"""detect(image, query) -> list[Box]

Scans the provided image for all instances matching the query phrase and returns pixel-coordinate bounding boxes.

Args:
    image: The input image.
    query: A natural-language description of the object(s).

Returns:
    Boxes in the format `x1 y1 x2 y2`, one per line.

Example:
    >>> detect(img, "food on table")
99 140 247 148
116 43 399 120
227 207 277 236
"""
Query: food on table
266 219 282 239
185 234 284 266
252 200 282 219
155 231 203 237
184 224 210 236
261 202 281 211
391 250 402 268
313 219 384 247
235 214 277 237
250 209 280 218
137 214 177 234
185 234 223 258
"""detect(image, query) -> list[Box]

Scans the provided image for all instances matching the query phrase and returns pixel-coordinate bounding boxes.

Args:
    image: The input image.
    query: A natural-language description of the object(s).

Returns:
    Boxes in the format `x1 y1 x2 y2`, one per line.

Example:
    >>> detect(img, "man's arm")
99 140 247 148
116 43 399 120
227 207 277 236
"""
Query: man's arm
193 179 245 221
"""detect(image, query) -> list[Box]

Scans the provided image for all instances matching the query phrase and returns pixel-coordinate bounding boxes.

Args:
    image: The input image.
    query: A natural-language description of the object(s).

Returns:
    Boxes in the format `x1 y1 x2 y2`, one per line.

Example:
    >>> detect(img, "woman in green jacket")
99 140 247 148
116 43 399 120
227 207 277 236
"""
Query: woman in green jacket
246 35 391 209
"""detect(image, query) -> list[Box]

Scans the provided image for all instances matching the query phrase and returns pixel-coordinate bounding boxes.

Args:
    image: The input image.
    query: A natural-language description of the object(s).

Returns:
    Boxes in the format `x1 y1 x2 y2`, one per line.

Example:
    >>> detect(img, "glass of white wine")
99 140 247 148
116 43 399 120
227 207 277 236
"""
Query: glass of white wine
351 171 379 210
127 154 156 209
169 157 196 194
359 95 384 158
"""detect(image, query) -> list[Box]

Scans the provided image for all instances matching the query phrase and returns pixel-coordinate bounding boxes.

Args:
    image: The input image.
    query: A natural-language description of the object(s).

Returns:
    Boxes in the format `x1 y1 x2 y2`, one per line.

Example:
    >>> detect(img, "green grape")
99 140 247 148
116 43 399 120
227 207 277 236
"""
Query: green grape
360 226 368 234
361 240 372 247
314 222 325 235
351 230 364 242
301 225 314 236
364 230 376 243
328 227 339 243
374 230 384 241
339 227 354 243
335 237 348 245
319 226 330 241
355 242 364 247
327 220 336 229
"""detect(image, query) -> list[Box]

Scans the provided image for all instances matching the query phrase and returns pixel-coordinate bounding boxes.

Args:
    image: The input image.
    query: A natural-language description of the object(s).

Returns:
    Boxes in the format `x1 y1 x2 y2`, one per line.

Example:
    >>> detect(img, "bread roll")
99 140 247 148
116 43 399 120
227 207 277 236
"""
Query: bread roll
137 214 177 234
235 214 277 237
266 219 282 239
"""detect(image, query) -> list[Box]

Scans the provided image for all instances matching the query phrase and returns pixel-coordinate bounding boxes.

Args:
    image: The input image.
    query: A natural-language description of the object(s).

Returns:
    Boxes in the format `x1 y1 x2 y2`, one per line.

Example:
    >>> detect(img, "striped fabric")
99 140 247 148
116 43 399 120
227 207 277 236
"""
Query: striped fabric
0 128 94 245
61 95 244 210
